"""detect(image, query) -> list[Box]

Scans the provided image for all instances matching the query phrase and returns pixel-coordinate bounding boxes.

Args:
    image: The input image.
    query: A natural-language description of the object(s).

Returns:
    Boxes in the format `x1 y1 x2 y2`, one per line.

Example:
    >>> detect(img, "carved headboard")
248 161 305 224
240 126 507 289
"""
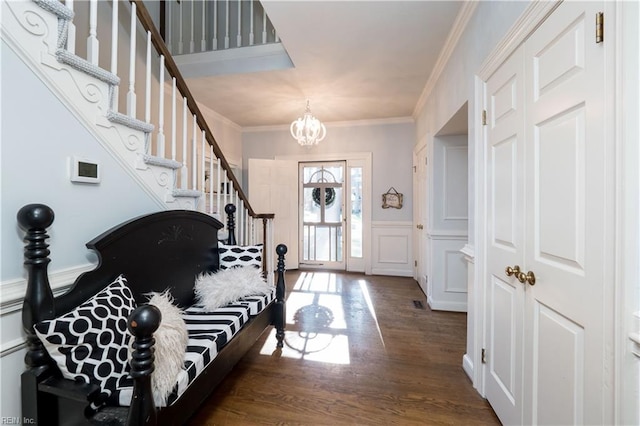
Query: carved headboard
54 210 223 313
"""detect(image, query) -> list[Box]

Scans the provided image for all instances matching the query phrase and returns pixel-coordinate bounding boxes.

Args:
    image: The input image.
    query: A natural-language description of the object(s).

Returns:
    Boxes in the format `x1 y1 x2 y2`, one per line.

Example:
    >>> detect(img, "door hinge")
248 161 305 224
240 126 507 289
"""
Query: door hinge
413 165 417 173
425 157 428 165
482 110 487 126
481 348 487 364
414 260 417 267
596 12 604 43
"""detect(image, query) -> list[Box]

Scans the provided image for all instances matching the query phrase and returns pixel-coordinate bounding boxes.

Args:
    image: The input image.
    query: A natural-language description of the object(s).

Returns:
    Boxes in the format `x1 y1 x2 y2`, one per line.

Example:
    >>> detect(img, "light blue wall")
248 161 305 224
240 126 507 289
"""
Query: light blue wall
242 120 415 222
0 40 162 419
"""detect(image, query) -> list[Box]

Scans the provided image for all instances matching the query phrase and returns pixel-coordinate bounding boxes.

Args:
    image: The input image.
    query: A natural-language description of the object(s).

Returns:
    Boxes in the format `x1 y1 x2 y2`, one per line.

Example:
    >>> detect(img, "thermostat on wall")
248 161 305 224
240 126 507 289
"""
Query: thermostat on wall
70 156 101 183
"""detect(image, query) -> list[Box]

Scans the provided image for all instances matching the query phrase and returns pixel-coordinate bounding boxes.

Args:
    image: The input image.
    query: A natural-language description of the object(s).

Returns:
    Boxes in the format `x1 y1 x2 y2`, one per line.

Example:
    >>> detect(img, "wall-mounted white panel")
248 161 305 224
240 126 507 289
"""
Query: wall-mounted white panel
444 145 469 220
371 222 413 277
427 237 468 312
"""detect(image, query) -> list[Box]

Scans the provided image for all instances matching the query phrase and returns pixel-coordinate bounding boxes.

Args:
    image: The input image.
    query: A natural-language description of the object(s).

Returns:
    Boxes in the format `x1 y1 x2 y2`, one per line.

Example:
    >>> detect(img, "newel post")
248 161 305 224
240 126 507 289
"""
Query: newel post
126 304 161 426
225 203 237 245
274 244 287 348
17 204 56 368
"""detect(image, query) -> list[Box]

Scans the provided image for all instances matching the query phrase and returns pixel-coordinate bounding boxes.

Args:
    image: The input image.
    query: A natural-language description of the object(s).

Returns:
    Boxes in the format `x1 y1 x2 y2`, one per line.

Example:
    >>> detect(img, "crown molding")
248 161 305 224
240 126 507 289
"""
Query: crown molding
412 1 478 119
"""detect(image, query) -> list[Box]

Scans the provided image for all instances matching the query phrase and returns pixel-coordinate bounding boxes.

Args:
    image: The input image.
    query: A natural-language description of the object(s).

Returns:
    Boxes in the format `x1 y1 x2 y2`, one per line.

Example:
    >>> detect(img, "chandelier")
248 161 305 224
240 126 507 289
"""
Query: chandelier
290 100 327 147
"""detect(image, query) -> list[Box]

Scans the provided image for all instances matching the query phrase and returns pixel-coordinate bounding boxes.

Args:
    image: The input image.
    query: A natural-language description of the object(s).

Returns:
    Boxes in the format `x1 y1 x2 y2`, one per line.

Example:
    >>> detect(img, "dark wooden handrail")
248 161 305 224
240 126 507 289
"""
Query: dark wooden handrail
131 0 261 217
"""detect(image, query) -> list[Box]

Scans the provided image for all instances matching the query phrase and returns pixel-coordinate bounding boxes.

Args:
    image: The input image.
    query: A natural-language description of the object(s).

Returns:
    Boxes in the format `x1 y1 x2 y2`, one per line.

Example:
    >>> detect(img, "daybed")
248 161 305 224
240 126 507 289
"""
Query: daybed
18 203 287 425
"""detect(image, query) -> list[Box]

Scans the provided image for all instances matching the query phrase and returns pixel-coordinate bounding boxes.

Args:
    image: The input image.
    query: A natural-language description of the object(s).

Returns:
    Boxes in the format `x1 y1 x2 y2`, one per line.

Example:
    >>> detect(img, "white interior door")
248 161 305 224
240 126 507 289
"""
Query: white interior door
484 1 613 425
484 44 526 426
522 2 611 423
248 159 299 269
413 144 428 293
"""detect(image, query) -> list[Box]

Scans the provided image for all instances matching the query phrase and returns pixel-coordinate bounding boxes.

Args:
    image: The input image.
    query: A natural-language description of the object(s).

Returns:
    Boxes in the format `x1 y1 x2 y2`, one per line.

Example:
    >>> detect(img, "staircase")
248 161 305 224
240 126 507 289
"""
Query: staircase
1 0 274 263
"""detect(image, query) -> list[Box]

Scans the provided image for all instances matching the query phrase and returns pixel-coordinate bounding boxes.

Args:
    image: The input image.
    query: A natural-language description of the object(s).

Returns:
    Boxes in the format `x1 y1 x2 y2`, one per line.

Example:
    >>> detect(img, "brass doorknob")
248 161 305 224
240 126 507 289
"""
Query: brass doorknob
505 265 521 277
517 270 536 286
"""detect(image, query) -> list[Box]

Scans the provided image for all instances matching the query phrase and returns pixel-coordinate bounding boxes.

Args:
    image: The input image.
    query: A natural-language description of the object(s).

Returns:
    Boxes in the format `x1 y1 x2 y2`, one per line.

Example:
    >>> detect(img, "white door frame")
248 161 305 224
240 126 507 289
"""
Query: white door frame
276 152 373 274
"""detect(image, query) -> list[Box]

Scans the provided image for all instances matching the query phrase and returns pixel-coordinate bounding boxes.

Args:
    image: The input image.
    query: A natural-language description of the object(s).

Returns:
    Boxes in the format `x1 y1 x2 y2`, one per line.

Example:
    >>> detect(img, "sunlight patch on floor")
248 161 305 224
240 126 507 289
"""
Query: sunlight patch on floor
258 271 351 364
259 329 351 364
358 279 386 349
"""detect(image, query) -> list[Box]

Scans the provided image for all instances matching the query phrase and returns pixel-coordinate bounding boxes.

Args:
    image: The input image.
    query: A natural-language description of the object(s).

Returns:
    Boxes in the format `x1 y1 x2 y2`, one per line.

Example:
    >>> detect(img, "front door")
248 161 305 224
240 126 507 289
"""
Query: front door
300 162 346 270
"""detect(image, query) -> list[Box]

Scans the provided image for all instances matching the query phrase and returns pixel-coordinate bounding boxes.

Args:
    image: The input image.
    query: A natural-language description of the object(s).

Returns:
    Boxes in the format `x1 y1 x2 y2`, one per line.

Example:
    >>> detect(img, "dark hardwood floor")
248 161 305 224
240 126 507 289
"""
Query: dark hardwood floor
188 270 500 425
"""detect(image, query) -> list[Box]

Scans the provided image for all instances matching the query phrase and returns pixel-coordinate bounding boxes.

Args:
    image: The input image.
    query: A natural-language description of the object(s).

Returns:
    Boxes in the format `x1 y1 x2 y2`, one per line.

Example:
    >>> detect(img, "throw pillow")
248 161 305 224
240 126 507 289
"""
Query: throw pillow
33 274 135 406
194 266 272 311
218 243 262 269
145 290 188 406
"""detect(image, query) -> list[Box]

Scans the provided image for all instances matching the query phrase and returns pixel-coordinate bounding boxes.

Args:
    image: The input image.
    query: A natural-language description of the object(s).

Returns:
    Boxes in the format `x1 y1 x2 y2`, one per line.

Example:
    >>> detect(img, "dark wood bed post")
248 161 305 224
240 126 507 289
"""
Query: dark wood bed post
224 203 237 245
17 204 57 424
274 244 287 348
126 305 161 426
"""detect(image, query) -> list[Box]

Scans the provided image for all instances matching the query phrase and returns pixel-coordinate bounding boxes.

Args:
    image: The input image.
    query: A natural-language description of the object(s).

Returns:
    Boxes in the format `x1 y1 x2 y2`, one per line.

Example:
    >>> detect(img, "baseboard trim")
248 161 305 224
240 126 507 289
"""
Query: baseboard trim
462 353 474 381
427 296 467 312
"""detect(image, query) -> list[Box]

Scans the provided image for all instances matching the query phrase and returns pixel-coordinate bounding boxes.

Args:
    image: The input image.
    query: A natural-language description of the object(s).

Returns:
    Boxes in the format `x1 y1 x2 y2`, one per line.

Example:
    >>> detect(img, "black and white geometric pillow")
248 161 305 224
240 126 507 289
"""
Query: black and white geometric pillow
33 274 136 406
218 243 262 269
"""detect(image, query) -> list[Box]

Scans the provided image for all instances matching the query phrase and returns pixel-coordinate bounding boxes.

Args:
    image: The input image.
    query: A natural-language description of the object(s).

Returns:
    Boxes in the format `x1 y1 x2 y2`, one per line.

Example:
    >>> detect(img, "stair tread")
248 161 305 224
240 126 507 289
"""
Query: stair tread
143 155 182 170
56 49 120 86
107 111 154 133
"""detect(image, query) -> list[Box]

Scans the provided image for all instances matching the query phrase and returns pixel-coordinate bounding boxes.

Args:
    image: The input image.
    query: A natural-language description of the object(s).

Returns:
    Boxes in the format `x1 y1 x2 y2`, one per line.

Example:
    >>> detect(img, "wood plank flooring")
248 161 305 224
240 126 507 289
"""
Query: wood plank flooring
188 271 500 425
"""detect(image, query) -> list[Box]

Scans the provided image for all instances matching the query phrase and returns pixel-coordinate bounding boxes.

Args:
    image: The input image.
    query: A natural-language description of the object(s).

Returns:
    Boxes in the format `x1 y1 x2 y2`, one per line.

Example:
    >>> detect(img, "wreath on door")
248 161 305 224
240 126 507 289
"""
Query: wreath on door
312 187 336 207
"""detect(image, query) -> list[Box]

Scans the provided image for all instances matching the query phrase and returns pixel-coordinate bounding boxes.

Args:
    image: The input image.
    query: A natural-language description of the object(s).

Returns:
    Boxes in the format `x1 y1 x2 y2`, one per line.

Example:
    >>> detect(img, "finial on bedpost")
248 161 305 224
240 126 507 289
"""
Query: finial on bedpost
274 244 287 348
225 203 237 245
127 304 161 426
17 204 56 369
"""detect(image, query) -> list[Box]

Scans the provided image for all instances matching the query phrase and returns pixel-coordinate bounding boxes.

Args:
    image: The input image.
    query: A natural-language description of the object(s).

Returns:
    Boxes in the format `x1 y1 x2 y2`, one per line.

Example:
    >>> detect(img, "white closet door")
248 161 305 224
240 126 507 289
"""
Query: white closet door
522 1 612 424
484 45 526 426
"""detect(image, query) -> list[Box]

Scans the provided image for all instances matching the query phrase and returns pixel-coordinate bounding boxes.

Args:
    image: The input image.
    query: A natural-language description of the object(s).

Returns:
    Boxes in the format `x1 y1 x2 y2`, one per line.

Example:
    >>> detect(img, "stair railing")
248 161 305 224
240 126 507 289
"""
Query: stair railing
162 0 280 55
53 0 274 275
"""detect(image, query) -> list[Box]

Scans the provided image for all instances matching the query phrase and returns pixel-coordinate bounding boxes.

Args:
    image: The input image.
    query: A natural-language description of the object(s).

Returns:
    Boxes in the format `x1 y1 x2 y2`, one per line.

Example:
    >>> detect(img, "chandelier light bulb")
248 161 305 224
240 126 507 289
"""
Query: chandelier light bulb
290 100 326 147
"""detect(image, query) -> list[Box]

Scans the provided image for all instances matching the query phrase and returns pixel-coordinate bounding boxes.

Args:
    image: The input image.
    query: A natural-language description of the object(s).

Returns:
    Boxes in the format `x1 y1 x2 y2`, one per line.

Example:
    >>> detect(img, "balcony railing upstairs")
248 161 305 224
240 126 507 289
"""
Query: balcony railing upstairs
163 0 280 55
48 0 275 274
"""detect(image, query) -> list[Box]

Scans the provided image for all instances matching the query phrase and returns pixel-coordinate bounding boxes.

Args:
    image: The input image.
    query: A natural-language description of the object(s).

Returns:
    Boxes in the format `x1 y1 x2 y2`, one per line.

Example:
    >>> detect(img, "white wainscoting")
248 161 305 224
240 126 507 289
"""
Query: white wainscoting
426 233 468 312
371 221 413 277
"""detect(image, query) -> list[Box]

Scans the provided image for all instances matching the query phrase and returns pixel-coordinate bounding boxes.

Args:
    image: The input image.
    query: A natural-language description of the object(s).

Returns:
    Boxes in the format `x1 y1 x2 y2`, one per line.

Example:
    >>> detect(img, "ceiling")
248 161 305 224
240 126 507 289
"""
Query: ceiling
182 1 464 129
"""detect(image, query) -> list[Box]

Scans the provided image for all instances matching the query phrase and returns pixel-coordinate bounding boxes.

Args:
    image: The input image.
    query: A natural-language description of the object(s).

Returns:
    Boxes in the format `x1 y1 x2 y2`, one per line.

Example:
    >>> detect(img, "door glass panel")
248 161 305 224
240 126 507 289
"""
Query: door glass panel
350 167 363 258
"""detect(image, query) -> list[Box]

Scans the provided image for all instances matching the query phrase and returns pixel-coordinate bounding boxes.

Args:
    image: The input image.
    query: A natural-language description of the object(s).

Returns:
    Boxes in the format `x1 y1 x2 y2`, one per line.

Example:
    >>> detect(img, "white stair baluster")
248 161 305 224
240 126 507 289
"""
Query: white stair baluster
110 0 119 112
178 0 184 54
209 146 214 214
182 97 188 189
145 31 151 127
66 0 76 53
216 157 221 216
157 56 165 157
239 199 244 245
166 1 173 54
224 0 230 49
189 0 195 53
223 173 228 209
245 210 250 245
212 0 218 50
236 0 241 47
249 1 254 46
262 9 267 44
201 0 207 51
87 0 99 64
201 131 206 193
192 114 197 189
127 2 136 118
171 77 177 161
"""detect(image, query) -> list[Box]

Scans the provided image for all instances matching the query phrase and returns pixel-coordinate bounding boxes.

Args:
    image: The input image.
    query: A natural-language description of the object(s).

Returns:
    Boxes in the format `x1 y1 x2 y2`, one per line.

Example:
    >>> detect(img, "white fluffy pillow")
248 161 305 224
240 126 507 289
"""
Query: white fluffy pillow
146 290 188 406
194 266 273 311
